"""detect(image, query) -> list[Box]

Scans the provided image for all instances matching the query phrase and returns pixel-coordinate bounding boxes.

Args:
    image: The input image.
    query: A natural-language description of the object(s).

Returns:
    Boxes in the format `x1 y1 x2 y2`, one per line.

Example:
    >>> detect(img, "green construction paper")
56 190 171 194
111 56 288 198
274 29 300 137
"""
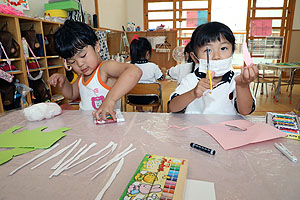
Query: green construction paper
0 126 71 148
0 147 35 165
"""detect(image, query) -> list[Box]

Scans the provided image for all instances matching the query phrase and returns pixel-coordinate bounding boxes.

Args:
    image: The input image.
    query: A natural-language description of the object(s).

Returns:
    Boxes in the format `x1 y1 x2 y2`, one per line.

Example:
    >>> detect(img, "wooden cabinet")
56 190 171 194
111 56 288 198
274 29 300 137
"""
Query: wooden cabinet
0 13 65 113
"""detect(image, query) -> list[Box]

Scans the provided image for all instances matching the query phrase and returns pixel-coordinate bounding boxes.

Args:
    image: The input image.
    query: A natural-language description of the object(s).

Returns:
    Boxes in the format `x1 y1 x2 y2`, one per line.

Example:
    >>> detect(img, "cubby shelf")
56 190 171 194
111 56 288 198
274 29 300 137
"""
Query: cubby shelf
0 13 65 113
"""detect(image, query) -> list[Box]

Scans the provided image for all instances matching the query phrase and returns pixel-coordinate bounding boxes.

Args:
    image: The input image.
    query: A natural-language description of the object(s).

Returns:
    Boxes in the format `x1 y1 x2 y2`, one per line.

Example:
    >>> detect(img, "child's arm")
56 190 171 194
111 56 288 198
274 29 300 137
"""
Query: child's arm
168 73 215 112
154 65 164 81
168 65 180 80
235 63 258 115
48 73 80 100
93 60 142 121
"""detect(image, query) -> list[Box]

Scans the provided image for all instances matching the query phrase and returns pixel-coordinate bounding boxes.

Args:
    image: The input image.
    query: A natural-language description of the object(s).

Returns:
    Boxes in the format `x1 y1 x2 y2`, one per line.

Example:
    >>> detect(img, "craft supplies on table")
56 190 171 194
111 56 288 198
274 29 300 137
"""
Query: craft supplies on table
266 112 300 140
94 109 125 125
274 143 298 163
120 154 188 200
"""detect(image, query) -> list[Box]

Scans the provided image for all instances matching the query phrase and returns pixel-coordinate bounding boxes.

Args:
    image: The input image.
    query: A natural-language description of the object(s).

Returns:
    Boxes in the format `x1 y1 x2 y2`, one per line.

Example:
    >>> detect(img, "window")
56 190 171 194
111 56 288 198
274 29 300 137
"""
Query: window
144 0 211 46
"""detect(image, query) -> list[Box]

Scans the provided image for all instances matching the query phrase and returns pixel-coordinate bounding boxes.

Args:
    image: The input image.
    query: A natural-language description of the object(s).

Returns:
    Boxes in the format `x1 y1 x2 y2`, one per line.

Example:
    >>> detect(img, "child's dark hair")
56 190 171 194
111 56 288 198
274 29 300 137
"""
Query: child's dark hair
130 37 152 64
54 20 98 59
184 42 193 63
183 42 197 72
190 22 235 55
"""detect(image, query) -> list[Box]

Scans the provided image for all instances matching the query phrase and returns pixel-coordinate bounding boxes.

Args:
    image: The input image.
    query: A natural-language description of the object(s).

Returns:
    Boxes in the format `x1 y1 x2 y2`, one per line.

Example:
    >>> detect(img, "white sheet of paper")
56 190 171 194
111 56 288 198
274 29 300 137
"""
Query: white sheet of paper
184 179 216 200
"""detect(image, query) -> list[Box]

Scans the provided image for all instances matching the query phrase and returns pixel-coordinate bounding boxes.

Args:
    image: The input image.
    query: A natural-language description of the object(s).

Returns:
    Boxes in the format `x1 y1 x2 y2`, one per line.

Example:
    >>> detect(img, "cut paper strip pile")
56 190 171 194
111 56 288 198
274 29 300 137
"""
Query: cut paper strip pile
6 139 135 200
197 120 287 150
0 126 70 165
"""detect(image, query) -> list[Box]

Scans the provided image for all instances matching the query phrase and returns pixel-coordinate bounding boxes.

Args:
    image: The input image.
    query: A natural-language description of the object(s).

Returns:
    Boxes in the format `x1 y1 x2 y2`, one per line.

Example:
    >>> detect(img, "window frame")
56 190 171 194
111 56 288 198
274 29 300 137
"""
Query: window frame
144 0 211 46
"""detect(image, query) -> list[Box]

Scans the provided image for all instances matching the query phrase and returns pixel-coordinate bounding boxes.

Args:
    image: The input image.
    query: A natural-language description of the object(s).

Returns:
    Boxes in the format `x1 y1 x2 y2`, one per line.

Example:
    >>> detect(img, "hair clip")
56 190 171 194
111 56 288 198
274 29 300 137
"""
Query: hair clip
64 59 72 71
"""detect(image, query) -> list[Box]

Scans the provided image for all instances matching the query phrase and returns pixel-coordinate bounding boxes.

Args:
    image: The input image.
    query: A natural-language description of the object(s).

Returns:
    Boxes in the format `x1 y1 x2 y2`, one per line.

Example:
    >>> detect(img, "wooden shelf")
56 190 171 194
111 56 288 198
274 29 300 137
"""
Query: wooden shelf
0 58 21 62
245 0 296 63
0 13 66 113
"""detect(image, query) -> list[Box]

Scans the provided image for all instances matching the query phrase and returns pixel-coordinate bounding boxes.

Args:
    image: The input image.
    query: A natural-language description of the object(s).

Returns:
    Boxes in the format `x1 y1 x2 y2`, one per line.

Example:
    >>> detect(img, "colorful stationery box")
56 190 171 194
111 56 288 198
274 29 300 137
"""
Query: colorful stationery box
120 154 188 200
266 112 300 140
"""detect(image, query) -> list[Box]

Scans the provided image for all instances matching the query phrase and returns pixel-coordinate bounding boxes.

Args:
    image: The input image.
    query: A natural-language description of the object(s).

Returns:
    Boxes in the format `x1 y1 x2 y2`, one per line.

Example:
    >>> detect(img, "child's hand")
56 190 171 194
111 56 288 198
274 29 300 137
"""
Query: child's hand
93 98 117 121
161 67 167 75
193 71 215 98
48 73 67 87
235 63 258 86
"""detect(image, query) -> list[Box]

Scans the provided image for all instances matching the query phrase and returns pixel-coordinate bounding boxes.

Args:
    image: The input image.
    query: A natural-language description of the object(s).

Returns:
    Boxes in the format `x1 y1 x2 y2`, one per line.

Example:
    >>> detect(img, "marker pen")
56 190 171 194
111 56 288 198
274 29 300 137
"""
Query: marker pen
274 143 297 162
190 143 216 155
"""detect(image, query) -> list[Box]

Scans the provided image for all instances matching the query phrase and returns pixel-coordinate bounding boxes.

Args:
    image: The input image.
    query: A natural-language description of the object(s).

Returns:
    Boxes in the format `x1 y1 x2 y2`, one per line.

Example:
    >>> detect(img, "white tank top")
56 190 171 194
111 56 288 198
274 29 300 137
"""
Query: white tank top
78 62 110 110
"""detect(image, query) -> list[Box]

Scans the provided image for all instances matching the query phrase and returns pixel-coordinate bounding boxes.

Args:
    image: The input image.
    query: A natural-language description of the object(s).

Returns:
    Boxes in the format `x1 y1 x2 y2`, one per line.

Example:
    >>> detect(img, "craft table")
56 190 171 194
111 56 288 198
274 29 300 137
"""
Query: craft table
258 63 300 102
0 110 299 200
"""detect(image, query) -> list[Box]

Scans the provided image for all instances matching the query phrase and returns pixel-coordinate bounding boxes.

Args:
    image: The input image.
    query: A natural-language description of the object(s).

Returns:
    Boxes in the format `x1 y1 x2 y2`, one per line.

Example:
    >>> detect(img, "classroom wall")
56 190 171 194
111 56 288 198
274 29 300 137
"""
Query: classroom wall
13 0 95 20
292 0 300 29
126 0 144 31
288 0 300 62
22 0 48 17
288 31 300 62
98 0 127 30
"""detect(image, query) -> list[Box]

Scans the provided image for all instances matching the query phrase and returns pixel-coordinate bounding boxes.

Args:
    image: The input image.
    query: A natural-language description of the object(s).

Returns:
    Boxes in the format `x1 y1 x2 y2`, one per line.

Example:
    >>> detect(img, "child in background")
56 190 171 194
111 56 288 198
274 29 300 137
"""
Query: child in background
168 22 258 115
48 20 142 121
129 37 164 112
167 42 195 85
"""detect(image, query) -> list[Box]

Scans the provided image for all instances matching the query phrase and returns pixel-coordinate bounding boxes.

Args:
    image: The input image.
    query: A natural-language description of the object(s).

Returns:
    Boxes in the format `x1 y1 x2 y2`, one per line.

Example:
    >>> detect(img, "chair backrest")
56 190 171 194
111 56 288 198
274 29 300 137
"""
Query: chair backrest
128 82 161 96
124 82 163 112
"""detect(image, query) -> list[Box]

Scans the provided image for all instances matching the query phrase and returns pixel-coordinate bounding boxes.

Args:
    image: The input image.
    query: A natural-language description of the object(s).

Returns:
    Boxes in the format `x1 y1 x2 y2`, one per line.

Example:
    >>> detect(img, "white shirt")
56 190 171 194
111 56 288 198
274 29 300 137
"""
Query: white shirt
134 62 163 83
168 62 193 85
169 70 255 115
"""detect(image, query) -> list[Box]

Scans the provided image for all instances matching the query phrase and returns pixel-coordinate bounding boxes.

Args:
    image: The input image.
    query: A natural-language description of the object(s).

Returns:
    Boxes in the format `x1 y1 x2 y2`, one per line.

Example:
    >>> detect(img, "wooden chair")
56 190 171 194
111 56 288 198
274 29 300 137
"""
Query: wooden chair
124 82 163 112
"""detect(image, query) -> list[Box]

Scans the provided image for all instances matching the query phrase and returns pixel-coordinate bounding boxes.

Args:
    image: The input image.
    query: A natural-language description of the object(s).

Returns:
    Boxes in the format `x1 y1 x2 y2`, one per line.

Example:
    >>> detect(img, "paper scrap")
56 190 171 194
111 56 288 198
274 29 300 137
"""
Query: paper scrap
9 143 59 175
74 143 117 175
70 141 114 170
90 144 136 180
197 120 287 150
184 179 216 200
64 142 97 170
243 42 253 66
51 139 81 170
221 119 254 131
31 140 78 170
0 148 35 165
168 125 192 131
49 142 86 178
0 126 70 148
94 158 124 200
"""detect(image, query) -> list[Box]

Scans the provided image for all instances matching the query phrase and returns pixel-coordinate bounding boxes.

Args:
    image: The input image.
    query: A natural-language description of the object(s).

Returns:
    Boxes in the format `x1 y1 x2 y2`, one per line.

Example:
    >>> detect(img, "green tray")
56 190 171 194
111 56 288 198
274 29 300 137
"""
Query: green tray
44 0 78 11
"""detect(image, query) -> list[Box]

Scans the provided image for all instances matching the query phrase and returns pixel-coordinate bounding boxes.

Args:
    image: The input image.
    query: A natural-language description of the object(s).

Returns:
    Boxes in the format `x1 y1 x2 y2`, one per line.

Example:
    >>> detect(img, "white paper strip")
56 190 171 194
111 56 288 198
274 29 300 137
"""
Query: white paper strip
64 142 97 170
90 144 133 174
74 143 117 175
9 143 60 176
69 141 114 169
94 158 124 200
51 139 81 170
31 140 78 170
91 147 135 180
49 143 87 178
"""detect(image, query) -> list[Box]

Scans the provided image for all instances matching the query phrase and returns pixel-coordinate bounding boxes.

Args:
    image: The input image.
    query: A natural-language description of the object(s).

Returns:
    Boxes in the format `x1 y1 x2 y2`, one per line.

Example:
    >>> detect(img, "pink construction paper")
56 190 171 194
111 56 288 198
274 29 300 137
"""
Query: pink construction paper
243 42 253 66
187 11 197 27
197 120 287 150
250 19 272 36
